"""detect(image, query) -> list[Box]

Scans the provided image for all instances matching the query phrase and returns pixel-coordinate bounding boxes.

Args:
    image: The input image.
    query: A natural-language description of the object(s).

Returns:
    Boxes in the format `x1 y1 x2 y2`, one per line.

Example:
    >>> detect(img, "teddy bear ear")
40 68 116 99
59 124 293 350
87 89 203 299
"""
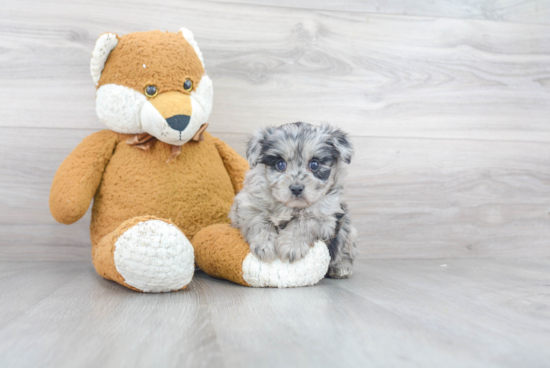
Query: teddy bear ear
179 27 205 67
90 33 119 86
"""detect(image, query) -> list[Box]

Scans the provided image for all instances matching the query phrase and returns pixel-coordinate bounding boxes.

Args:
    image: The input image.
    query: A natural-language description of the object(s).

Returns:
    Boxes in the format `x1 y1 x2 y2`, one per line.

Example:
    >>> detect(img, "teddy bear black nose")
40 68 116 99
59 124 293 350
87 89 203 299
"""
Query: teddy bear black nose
166 115 190 132
290 184 304 196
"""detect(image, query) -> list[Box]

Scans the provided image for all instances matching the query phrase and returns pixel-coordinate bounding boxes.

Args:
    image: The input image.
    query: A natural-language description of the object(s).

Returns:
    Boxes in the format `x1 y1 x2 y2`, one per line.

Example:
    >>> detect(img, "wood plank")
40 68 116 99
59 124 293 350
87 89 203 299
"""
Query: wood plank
327 257 550 367
0 263 225 368
0 262 87 328
0 223 92 261
1 0 549 142
212 0 550 25
192 271 467 368
1 127 549 260
348 135 550 259
1 259 547 367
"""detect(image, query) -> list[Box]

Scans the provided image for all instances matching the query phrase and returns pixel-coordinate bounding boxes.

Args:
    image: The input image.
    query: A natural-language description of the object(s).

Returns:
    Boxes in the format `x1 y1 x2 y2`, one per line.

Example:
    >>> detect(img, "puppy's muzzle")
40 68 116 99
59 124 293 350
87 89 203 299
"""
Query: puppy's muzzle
290 184 304 196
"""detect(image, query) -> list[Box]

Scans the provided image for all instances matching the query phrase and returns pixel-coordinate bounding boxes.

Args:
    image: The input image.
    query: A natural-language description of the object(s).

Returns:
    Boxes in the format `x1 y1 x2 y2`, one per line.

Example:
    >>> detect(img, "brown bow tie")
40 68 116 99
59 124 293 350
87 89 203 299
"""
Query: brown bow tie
126 123 209 163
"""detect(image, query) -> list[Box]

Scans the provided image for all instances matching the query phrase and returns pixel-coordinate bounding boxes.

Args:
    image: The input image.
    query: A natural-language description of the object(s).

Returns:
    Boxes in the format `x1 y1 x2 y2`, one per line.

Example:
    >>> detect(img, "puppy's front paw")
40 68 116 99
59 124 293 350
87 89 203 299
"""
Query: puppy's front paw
250 241 277 262
276 239 311 263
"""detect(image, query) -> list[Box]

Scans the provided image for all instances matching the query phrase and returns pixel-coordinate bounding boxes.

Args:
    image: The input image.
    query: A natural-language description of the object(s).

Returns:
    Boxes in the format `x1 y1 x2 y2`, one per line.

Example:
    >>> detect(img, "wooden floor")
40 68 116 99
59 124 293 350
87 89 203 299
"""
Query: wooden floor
1 257 549 368
2 0 550 366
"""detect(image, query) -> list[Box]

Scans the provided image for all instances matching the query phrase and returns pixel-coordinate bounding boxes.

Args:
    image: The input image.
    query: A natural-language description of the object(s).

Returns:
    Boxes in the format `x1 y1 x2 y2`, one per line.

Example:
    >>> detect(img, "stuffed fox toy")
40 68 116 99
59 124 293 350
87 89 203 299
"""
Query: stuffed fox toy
50 28 330 292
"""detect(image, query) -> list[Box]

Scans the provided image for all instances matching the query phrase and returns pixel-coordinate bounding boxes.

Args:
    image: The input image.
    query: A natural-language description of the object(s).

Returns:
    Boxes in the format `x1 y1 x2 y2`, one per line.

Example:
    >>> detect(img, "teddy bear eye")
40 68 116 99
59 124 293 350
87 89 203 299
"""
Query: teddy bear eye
144 85 158 97
183 79 193 91
309 160 320 171
276 160 287 171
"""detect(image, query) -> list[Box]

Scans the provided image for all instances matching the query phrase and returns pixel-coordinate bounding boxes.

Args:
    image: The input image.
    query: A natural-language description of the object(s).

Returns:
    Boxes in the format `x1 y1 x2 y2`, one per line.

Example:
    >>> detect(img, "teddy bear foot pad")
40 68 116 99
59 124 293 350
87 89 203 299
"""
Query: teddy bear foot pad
93 216 195 293
113 219 195 292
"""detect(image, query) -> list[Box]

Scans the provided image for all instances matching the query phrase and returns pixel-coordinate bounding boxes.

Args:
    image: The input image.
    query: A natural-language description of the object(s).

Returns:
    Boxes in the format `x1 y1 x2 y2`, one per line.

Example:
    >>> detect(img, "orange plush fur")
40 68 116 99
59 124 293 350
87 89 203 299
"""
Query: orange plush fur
192 224 252 286
50 29 250 291
98 30 205 95
50 129 249 287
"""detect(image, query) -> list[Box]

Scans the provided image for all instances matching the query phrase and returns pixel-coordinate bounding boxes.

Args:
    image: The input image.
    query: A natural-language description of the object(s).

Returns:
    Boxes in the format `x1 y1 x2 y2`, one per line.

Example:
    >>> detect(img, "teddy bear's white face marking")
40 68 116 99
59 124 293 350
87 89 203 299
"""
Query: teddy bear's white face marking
91 28 213 146
95 74 213 144
95 84 146 134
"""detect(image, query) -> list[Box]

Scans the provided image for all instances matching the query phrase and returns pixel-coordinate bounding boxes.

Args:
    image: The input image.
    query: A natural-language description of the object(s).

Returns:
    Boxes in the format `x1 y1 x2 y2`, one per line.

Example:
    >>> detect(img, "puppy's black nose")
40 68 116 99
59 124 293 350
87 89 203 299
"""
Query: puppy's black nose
290 184 304 196
166 114 190 132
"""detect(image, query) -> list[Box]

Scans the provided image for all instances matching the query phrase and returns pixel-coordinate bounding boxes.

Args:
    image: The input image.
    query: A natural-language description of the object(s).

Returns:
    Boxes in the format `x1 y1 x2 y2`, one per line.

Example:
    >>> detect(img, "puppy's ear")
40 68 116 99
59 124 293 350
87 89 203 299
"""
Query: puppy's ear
247 126 276 168
322 124 354 164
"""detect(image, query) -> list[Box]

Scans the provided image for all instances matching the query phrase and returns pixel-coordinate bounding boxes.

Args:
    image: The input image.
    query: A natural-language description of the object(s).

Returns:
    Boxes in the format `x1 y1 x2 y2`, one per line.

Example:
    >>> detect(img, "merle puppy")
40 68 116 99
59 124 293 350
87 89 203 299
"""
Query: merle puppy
229 122 357 278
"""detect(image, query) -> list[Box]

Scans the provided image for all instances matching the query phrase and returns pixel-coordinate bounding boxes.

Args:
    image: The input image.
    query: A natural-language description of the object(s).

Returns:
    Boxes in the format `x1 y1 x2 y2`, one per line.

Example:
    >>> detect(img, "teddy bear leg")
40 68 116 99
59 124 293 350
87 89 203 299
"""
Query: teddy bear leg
192 224 331 288
92 216 194 292
192 224 252 286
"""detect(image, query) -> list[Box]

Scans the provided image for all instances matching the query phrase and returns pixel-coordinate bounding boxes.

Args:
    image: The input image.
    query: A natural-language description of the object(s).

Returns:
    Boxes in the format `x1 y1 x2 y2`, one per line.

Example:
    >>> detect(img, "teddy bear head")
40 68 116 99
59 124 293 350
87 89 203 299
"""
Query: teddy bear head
91 29 213 145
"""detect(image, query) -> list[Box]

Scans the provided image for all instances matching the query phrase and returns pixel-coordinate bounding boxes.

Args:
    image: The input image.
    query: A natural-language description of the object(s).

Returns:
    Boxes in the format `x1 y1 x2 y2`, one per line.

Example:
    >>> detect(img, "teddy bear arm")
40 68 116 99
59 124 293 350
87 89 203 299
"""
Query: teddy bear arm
49 130 119 224
211 136 249 194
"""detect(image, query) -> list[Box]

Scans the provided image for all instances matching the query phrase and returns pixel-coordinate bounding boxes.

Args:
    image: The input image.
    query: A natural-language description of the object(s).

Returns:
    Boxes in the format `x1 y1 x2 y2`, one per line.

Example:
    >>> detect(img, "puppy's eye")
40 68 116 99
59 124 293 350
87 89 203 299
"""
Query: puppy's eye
309 160 320 171
183 79 193 91
276 160 287 171
144 85 158 97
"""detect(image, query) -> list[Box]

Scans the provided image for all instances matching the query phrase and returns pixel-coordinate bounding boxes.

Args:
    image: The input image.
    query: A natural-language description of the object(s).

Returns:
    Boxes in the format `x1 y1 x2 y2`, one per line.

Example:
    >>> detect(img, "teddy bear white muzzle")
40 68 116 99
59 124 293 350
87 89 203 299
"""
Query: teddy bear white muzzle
96 74 213 146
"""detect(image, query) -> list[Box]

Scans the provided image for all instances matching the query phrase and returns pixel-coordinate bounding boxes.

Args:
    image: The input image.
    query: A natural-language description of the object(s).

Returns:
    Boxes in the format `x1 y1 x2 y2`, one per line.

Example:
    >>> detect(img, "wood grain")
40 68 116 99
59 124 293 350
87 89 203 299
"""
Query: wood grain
1 258 549 367
211 0 550 25
348 135 550 259
0 263 224 368
1 0 550 141
0 262 87 328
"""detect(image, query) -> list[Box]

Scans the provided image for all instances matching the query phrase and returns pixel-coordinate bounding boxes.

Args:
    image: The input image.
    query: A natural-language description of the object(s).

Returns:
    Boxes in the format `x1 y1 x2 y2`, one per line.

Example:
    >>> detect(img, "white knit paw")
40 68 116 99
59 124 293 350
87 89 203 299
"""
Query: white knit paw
242 241 330 288
113 220 194 292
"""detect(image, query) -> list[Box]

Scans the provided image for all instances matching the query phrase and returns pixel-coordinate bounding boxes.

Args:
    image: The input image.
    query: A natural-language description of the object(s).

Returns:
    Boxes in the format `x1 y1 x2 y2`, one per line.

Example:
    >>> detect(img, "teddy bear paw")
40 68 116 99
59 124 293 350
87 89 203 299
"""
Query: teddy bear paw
113 219 194 292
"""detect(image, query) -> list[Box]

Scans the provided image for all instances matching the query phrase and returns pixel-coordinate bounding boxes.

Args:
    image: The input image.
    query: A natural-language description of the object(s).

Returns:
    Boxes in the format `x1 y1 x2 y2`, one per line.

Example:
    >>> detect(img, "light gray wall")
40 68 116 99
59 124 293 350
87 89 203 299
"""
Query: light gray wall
1 0 549 261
